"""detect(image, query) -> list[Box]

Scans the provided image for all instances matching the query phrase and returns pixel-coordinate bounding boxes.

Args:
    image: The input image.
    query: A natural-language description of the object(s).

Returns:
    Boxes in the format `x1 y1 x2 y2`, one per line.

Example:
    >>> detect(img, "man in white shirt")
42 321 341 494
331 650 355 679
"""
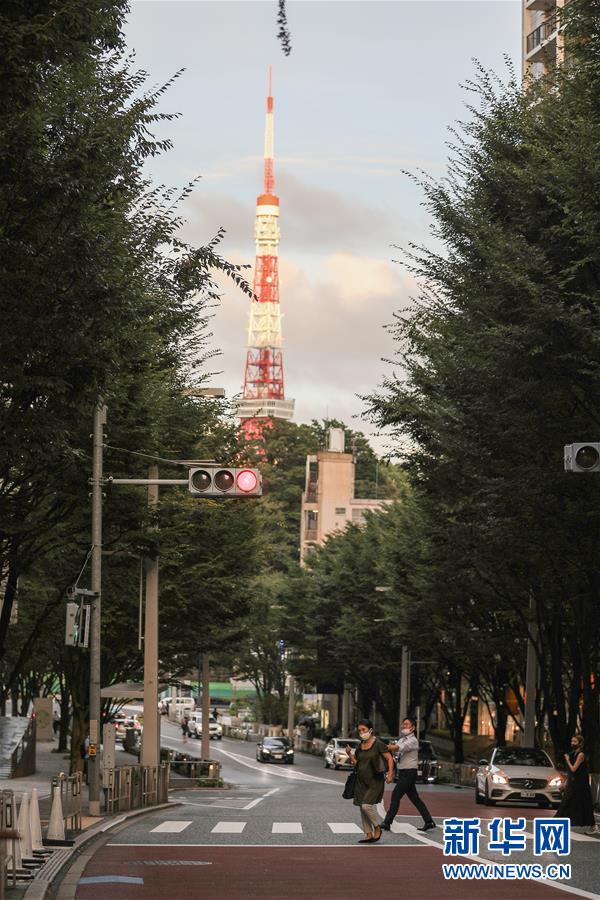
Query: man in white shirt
381 716 436 832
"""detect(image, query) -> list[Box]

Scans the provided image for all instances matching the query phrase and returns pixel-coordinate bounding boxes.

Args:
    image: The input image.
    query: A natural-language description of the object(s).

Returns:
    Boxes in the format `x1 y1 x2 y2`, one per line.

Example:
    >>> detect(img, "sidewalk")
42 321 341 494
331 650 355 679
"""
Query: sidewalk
0 737 136 824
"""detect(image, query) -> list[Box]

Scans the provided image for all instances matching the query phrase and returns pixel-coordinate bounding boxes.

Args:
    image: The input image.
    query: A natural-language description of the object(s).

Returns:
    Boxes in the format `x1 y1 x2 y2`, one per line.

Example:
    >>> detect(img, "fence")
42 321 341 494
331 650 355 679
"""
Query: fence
104 764 170 814
0 790 17 899
52 771 83 836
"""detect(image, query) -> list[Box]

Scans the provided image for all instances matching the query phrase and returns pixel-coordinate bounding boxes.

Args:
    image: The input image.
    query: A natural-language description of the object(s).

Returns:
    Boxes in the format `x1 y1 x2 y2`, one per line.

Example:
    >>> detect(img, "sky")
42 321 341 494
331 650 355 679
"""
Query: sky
124 1 521 454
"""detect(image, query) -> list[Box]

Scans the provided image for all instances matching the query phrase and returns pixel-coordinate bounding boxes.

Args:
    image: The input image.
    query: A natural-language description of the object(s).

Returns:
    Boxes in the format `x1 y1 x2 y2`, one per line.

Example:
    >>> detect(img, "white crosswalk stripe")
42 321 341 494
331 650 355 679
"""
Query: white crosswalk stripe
211 821 247 834
272 822 303 834
150 821 192 833
327 822 363 834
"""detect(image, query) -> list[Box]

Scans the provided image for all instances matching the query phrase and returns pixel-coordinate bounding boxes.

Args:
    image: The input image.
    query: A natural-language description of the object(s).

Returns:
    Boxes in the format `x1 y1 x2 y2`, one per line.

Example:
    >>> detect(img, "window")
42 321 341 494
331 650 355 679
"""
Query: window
335 507 346 515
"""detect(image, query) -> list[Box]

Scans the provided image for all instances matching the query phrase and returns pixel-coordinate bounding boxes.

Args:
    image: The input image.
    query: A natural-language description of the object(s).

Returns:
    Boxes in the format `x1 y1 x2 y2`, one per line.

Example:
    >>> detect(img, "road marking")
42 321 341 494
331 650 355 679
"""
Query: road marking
243 787 280 810
272 822 303 834
150 820 192 833
328 823 363 834
211 821 247 834
214 745 341 786
79 876 144 885
109 842 431 848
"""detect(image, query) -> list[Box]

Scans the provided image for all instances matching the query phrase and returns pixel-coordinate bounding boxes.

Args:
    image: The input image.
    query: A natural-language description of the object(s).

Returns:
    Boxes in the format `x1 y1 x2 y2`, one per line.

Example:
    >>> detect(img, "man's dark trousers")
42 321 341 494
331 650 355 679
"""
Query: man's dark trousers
383 769 434 826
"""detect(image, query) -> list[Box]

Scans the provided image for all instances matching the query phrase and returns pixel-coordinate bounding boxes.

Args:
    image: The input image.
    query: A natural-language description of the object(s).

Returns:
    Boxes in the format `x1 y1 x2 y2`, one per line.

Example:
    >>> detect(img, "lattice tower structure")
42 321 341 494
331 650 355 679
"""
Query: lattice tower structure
237 69 294 440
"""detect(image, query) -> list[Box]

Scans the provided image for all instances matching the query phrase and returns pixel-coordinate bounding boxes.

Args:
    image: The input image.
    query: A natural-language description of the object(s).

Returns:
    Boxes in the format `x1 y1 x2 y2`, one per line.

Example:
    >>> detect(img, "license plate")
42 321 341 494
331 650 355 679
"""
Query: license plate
417 770 422 776
520 790 536 798
274 754 282 759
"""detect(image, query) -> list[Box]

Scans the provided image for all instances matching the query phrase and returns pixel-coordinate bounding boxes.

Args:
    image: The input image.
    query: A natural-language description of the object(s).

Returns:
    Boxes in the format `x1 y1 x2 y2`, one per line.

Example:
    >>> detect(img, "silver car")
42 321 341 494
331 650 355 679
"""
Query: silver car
475 746 565 808
324 738 359 770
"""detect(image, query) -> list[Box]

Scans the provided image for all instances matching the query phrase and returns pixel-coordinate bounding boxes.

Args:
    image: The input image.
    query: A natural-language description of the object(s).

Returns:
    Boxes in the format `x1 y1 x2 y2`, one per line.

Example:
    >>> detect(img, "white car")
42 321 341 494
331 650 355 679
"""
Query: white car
324 738 359 769
188 713 222 740
475 746 565 808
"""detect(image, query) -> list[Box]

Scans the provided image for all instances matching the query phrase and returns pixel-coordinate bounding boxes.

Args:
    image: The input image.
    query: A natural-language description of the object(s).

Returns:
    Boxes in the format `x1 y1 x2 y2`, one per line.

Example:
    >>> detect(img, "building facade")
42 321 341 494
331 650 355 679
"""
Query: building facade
522 0 566 80
300 428 391 564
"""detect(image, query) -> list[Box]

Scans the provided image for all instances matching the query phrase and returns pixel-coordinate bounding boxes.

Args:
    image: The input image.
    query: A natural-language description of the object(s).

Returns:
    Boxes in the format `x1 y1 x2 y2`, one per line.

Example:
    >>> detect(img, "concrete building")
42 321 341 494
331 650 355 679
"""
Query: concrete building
523 0 567 80
300 428 392 564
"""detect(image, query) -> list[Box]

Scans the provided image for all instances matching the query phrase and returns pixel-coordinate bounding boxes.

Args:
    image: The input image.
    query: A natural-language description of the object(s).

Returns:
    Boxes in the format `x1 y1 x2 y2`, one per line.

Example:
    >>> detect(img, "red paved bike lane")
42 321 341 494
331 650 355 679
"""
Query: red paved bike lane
75 844 565 900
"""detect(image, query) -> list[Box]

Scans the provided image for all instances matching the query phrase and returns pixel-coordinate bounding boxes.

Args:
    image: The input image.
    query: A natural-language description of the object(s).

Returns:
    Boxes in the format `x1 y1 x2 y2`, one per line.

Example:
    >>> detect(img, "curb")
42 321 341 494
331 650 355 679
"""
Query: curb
23 800 180 900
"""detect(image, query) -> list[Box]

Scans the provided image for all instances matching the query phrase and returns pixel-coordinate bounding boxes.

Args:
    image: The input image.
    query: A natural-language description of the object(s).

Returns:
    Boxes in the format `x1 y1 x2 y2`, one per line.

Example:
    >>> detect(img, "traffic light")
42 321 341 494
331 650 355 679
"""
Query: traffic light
564 443 600 473
188 466 262 497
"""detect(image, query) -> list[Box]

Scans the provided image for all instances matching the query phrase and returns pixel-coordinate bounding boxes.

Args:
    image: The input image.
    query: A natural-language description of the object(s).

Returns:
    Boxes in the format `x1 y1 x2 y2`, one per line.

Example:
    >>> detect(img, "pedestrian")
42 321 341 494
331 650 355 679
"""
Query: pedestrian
212 706 219 720
345 719 394 844
80 735 90 783
381 717 436 832
181 715 190 743
555 734 595 830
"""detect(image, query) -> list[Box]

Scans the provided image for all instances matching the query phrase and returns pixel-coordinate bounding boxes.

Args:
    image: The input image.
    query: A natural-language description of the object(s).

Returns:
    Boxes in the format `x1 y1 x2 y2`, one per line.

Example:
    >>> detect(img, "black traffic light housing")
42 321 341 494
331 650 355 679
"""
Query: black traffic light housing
188 466 262 497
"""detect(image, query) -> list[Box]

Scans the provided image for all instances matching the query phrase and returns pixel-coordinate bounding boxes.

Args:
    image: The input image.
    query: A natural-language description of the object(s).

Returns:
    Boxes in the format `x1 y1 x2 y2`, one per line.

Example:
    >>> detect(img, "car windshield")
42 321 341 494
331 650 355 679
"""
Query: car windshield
493 748 552 767
264 739 288 748
336 739 358 748
419 742 434 758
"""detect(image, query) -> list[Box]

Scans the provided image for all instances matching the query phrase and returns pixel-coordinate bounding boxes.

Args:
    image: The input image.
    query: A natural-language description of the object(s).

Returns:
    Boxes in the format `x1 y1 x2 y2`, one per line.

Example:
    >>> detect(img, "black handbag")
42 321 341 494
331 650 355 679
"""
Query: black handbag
342 769 356 799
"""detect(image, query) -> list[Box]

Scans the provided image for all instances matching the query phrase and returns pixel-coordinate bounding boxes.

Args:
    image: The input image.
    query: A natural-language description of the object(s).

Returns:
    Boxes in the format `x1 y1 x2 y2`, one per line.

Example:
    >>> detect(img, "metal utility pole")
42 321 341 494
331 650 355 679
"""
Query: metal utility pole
287 675 295 743
399 645 410 731
201 654 210 761
141 465 160 767
89 402 106 816
524 592 538 746
341 685 350 737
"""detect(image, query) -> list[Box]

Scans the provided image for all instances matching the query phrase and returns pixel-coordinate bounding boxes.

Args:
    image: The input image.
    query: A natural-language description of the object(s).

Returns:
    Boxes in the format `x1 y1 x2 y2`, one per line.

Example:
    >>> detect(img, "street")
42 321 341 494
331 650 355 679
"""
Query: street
68 725 600 900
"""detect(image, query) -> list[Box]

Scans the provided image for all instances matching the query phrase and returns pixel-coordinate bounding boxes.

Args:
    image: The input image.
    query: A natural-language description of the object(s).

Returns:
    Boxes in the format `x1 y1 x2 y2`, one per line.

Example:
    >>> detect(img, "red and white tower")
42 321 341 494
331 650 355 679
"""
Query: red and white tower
237 69 294 439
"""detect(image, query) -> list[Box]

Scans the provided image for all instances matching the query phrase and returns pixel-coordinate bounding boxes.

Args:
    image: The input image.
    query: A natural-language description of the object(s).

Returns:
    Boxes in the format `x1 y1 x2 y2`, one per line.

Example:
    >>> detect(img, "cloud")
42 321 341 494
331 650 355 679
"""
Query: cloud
180 170 406 256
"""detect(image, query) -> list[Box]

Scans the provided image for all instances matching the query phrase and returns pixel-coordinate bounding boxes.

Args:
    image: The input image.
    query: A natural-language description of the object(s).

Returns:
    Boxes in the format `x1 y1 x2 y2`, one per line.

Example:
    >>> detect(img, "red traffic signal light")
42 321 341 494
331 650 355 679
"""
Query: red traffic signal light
188 466 262 498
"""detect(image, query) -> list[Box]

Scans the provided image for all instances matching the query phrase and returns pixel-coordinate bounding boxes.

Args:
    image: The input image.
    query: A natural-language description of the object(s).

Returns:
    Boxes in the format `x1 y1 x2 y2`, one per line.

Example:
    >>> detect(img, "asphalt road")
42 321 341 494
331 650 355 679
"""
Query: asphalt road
69 724 600 900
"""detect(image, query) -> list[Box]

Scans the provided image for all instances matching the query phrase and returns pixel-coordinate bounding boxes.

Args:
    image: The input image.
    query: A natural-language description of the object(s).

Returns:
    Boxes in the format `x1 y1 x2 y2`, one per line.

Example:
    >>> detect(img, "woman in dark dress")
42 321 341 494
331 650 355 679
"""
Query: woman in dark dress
556 735 595 828
346 719 394 844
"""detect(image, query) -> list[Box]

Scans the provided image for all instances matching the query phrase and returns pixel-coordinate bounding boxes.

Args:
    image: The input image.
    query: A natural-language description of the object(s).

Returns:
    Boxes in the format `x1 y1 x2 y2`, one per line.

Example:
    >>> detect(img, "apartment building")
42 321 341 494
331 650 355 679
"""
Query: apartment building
523 0 566 79
299 428 391 565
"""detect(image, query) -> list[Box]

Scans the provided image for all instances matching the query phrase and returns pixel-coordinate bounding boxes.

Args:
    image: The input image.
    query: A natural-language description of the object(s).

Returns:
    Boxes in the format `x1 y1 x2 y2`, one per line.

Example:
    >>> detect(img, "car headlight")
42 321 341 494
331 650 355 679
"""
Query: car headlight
548 775 564 787
491 772 509 785
263 748 270 754
286 749 293 755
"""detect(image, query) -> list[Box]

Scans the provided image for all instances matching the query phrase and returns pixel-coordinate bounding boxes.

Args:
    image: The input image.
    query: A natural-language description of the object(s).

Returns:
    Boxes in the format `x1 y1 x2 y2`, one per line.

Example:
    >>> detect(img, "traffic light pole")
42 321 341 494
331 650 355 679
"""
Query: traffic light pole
141 465 160 769
89 402 106 816
399 645 410 731
201 654 210 761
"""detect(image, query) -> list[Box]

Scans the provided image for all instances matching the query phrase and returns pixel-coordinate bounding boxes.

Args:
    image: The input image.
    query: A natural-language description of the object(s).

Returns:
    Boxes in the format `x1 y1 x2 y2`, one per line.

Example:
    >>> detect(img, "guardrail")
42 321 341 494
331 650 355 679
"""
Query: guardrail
51 771 83 836
167 756 222 785
0 790 17 899
104 764 169 814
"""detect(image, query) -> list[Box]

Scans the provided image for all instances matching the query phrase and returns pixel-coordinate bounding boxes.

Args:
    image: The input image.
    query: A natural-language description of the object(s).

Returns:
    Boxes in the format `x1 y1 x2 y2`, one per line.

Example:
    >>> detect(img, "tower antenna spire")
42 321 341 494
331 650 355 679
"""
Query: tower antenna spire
236 70 294 439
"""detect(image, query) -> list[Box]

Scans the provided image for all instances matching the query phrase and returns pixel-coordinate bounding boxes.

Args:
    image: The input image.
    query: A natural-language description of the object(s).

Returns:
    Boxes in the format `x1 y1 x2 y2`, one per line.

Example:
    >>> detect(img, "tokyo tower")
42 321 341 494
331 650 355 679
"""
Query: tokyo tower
236 69 295 439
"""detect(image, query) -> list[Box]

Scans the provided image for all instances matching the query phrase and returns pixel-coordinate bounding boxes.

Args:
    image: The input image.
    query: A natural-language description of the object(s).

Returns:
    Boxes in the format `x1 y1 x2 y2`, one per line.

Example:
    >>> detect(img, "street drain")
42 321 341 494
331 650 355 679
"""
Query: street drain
130 860 213 866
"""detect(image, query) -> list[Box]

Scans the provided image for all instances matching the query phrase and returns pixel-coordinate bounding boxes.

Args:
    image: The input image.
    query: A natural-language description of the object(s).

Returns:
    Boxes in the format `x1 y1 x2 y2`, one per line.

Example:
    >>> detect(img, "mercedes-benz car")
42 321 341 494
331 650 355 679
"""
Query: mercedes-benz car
323 738 359 769
475 746 565 808
256 737 294 764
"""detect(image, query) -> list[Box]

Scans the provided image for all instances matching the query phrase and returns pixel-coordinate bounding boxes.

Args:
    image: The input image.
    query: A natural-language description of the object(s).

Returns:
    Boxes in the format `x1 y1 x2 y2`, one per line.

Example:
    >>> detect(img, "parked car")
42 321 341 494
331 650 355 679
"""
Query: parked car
475 746 565 808
324 738 359 769
188 713 222 740
256 737 294 764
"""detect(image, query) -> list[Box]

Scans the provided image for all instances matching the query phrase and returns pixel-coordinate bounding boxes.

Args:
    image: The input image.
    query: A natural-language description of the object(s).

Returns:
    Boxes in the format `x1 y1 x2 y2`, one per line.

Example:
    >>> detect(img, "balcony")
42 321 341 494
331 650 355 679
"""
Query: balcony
526 0 556 11
304 529 318 543
526 12 559 59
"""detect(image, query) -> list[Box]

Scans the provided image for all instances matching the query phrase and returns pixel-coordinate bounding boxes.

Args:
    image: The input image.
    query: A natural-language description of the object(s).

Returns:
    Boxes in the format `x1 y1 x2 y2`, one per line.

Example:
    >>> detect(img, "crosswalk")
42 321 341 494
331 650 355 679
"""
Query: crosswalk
150 819 423 837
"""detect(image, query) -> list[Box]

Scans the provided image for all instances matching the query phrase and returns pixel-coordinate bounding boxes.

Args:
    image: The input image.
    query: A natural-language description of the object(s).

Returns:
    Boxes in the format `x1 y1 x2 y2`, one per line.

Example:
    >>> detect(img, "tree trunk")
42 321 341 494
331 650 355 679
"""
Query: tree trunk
452 670 464 764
